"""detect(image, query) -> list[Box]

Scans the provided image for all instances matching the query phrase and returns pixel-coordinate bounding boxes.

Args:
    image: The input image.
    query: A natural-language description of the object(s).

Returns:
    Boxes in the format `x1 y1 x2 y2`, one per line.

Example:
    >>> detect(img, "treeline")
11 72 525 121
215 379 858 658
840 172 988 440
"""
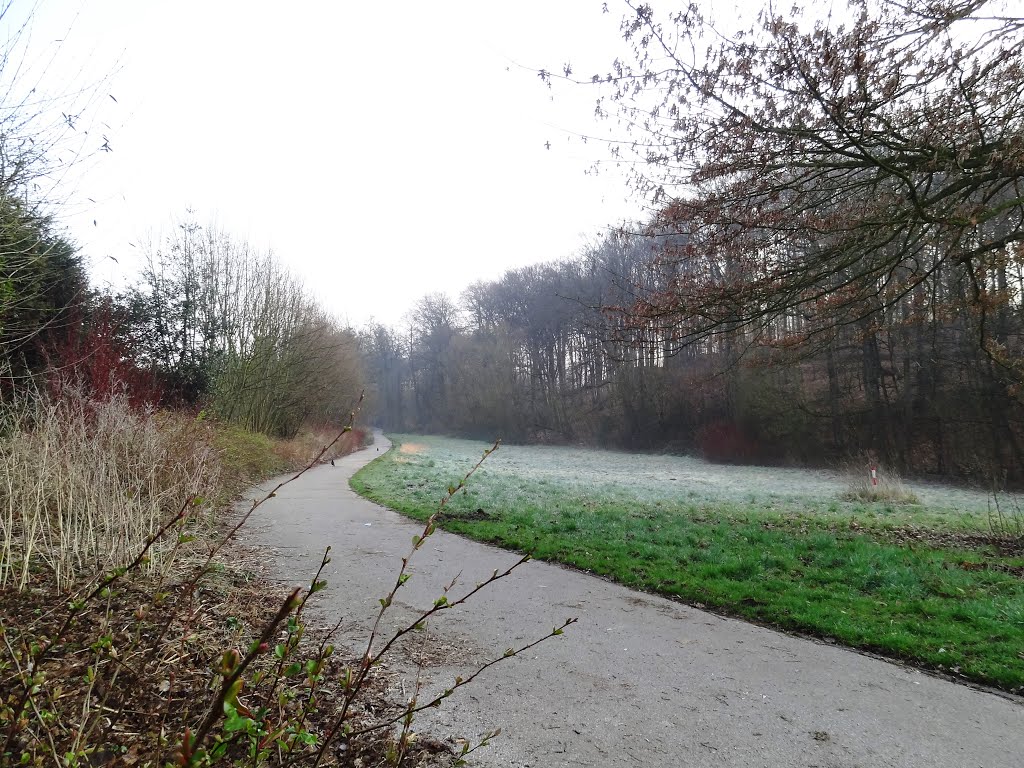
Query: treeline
363 229 1024 482
119 221 363 436
364 0 1024 483
1 204 363 437
0 196 85 380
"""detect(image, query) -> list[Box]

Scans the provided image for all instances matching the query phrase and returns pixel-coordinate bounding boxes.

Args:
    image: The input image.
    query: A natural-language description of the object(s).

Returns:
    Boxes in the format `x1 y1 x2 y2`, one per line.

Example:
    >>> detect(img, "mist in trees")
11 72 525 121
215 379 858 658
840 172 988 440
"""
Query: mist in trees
358 0 1024 482
363 215 1024 482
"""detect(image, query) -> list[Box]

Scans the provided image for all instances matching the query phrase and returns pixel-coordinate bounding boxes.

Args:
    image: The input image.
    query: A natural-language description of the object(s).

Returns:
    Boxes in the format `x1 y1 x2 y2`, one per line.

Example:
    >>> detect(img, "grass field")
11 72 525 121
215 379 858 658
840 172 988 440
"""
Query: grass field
350 434 1024 693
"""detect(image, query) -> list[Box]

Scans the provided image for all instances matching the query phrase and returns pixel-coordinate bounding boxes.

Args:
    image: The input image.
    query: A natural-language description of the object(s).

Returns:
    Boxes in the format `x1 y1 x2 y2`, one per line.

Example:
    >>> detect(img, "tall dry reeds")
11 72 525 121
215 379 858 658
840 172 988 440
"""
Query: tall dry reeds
0 387 220 591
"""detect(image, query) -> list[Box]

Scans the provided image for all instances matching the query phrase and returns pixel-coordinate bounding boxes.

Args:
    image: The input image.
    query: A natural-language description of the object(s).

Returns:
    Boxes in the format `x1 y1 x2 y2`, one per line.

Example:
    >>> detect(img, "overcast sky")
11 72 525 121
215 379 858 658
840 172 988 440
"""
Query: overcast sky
4 0 653 327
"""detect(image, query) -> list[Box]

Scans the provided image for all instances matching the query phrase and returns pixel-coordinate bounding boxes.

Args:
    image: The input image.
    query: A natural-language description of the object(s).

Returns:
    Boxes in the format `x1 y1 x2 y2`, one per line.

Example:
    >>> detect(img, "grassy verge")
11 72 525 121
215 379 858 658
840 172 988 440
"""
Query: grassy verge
351 434 1024 693
214 421 370 499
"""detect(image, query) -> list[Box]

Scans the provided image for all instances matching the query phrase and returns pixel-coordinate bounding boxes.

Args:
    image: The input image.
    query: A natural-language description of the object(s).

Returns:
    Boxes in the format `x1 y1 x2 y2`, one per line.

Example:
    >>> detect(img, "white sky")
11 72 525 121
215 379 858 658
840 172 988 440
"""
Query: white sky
3 0 651 328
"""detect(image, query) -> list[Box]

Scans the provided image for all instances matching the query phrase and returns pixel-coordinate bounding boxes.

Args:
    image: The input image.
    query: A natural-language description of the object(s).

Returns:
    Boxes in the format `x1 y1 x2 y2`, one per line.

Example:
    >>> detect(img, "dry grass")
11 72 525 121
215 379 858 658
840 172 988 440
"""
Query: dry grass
0 387 221 591
274 424 370 468
0 392 370 593
842 463 920 505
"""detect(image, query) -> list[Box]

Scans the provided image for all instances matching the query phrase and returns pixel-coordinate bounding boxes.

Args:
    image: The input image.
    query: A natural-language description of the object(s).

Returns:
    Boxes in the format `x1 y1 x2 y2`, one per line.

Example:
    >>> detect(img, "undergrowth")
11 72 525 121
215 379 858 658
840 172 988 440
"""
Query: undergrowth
0 387 221 591
0 395 561 766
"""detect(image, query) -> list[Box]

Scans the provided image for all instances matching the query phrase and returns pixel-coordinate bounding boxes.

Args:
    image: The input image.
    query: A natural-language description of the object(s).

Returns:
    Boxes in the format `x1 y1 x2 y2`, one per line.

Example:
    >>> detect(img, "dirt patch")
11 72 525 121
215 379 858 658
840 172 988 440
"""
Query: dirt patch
443 508 493 522
881 525 1024 557
395 442 429 465
953 560 1024 578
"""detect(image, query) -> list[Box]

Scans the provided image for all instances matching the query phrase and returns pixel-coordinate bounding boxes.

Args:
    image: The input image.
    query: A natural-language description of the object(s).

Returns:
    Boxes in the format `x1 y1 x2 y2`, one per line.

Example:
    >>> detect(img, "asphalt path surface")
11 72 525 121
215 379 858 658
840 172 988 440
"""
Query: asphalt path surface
243 432 1023 767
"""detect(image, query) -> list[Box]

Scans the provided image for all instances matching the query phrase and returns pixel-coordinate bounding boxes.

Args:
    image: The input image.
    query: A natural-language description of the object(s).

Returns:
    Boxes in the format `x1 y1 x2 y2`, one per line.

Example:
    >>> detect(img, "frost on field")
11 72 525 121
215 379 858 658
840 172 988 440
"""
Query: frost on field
389 435 992 526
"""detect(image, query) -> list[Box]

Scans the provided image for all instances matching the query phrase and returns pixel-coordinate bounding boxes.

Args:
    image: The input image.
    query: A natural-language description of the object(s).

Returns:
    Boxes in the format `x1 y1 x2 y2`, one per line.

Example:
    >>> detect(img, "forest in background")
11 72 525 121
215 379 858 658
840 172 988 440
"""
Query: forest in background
364 0 1024 484
362 227 1024 482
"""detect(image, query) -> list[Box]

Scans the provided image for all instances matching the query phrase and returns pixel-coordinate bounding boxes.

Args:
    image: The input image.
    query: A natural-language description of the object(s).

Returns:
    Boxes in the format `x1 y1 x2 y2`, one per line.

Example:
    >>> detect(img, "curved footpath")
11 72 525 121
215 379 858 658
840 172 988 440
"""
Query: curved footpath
242 432 1023 767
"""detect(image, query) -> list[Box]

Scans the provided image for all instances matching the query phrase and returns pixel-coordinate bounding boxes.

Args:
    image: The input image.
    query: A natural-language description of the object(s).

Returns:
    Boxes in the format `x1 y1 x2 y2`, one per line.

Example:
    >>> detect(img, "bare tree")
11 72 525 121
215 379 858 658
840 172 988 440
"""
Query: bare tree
132 220 363 436
549 0 1023 372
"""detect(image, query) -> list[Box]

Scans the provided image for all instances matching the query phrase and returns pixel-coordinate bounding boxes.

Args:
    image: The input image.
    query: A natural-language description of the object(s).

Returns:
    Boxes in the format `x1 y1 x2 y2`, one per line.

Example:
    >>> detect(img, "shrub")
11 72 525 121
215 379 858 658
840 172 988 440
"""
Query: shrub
696 420 761 463
215 423 289 489
983 471 1024 548
0 386 220 591
271 424 371 469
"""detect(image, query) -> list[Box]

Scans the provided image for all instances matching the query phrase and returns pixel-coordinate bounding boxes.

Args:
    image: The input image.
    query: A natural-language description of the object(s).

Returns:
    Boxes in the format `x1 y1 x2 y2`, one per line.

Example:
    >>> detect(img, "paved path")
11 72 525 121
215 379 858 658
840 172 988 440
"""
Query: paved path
243 433 1023 767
